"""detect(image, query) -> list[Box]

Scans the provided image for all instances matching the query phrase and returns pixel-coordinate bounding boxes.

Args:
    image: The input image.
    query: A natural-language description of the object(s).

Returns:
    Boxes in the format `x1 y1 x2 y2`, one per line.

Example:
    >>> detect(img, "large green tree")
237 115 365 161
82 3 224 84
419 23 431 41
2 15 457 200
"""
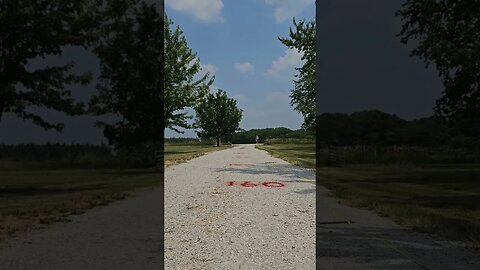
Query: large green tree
0 0 101 131
194 90 242 147
397 0 480 138
279 18 316 133
164 14 213 133
90 1 164 149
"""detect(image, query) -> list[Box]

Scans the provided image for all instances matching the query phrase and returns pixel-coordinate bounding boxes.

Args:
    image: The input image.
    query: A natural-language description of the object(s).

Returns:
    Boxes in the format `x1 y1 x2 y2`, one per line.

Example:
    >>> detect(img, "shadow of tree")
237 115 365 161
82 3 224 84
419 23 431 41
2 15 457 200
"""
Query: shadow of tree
214 163 315 183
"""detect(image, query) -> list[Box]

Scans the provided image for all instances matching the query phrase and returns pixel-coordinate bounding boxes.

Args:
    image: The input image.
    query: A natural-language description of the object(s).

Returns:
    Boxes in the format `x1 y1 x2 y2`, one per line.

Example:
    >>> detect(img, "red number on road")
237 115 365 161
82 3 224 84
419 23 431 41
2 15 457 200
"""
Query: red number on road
227 181 285 188
262 182 285 188
240 181 258 187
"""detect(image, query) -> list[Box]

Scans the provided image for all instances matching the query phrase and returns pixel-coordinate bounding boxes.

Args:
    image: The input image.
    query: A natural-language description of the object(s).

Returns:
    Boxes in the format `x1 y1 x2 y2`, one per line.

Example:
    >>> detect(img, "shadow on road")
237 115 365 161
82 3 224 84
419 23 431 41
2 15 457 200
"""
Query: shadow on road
214 163 315 183
316 224 479 270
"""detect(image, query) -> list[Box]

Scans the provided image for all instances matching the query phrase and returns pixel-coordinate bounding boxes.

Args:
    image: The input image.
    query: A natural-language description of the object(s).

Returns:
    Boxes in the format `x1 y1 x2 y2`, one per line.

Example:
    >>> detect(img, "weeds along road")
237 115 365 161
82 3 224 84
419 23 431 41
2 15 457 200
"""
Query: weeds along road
165 144 316 269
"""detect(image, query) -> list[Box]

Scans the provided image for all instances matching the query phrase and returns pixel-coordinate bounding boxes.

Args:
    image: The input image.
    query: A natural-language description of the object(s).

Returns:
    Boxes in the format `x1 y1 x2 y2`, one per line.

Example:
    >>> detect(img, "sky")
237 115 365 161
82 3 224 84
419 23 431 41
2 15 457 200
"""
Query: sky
165 0 315 138
316 0 443 118
0 0 445 144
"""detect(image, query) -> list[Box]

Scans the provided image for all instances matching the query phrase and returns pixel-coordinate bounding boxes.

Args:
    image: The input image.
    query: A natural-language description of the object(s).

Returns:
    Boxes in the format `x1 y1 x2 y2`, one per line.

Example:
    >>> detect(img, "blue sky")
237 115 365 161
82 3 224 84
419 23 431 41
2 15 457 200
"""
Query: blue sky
165 0 315 138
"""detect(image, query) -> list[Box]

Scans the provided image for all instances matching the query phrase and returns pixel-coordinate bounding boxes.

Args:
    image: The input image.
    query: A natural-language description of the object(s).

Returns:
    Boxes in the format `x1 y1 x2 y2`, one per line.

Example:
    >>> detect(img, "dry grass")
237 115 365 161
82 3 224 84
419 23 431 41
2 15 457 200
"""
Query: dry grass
0 168 161 241
317 164 480 248
256 142 315 169
164 143 233 167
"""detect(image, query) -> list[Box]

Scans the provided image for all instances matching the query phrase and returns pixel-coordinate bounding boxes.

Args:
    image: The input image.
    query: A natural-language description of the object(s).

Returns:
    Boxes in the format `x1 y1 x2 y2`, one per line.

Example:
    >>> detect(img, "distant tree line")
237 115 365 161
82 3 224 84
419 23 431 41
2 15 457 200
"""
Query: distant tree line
165 127 312 145
165 138 201 144
0 143 111 161
224 127 312 144
317 110 479 149
0 143 158 169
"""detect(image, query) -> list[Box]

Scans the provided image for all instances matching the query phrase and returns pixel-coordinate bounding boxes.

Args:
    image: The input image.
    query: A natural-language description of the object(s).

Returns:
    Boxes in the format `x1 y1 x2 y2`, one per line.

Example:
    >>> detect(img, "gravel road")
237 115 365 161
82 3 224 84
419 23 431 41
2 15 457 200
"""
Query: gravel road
164 144 316 269
165 144 480 270
2 144 478 270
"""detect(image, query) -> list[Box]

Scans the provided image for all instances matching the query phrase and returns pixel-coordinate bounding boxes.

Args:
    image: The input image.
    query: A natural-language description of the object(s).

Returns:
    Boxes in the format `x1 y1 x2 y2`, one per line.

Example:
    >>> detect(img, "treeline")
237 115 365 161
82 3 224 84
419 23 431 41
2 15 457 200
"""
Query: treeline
0 143 112 161
317 110 479 149
0 143 157 169
225 127 313 144
316 110 480 165
164 138 221 145
165 138 201 144
165 127 313 144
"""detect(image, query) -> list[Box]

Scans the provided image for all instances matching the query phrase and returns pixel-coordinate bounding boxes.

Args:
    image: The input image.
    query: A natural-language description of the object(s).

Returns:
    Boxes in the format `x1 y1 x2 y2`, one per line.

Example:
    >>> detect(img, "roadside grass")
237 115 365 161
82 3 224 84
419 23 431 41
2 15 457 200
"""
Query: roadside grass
164 143 233 167
317 163 480 247
0 168 161 241
256 140 315 169
0 142 230 241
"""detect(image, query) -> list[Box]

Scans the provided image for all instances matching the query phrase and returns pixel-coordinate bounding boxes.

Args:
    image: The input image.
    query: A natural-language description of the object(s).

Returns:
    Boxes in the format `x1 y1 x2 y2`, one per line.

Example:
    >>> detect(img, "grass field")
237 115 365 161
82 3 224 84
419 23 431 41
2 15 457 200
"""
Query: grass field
164 143 233 166
0 168 161 240
317 163 480 247
255 140 315 169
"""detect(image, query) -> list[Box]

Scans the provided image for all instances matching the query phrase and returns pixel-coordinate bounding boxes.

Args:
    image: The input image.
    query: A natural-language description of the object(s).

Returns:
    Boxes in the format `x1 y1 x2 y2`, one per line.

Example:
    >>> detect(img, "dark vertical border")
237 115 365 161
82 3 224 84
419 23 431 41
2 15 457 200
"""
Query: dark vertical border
315 0 321 267
159 0 165 268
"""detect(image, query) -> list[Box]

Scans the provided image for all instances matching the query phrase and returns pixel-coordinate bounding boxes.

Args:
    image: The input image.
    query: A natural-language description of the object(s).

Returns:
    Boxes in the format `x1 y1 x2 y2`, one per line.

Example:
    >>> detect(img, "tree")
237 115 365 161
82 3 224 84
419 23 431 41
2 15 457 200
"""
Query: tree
396 0 480 138
279 18 316 132
164 14 213 133
0 0 101 131
90 1 164 149
194 90 242 146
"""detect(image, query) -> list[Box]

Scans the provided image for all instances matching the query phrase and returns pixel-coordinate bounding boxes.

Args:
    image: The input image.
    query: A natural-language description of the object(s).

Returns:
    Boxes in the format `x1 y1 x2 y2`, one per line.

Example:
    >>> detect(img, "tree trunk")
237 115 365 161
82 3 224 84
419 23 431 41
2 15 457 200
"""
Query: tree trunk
216 137 221 147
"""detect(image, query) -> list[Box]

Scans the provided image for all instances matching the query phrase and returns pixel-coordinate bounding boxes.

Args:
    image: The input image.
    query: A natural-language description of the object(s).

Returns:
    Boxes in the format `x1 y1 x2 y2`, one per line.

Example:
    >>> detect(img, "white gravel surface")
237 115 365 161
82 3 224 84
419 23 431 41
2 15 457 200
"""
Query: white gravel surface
1 143 478 270
164 144 316 269
167 144 480 270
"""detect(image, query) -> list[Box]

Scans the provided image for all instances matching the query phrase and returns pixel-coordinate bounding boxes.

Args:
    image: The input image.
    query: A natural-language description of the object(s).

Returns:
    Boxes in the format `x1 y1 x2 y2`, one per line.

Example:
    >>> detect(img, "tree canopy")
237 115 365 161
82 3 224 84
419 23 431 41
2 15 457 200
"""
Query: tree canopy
279 18 316 133
0 0 101 131
194 89 242 146
164 14 213 133
397 0 480 138
89 1 164 150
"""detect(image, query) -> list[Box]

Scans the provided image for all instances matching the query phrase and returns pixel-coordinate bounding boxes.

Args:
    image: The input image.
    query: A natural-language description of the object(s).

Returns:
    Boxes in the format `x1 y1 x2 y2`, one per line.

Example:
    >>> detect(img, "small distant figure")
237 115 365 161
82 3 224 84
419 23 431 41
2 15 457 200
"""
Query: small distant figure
255 135 259 144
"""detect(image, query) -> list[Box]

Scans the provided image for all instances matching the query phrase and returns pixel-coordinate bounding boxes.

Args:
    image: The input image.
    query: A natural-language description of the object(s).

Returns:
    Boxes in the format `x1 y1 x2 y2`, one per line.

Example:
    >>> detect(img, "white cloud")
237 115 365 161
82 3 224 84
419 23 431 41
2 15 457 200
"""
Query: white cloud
234 62 254 74
166 0 225 23
265 49 304 78
265 91 290 103
200 63 218 76
264 0 314 23
194 63 217 83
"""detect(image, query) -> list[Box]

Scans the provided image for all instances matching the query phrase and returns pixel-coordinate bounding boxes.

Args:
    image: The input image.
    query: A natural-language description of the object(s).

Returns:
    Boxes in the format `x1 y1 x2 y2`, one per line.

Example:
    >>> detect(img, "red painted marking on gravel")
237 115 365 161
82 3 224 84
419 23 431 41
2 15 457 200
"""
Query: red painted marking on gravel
262 182 285 187
227 181 285 188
